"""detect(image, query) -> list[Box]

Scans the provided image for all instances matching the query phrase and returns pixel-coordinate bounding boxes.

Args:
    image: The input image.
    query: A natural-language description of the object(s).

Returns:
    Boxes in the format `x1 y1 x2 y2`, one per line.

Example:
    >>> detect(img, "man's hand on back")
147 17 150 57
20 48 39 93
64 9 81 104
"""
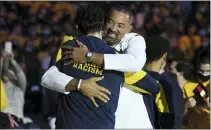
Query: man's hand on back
62 40 89 64
74 76 111 107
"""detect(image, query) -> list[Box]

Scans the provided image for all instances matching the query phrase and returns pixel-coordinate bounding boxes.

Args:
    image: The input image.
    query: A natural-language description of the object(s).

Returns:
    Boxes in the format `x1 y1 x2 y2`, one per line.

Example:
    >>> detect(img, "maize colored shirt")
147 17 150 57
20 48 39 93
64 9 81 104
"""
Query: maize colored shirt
0 80 7 111
182 80 210 99
55 36 160 129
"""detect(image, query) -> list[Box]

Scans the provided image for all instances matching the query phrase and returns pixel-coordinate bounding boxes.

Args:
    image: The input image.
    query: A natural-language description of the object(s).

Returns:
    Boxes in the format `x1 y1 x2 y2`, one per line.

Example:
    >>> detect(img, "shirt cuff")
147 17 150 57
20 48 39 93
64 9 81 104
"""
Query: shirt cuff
56 72 72 94
41 66 73 94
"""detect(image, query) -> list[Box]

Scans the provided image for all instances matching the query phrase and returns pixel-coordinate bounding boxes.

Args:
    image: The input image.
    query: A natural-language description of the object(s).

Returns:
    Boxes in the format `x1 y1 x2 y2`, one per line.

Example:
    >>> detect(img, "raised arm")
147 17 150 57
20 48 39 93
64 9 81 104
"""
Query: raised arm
10 59 27 92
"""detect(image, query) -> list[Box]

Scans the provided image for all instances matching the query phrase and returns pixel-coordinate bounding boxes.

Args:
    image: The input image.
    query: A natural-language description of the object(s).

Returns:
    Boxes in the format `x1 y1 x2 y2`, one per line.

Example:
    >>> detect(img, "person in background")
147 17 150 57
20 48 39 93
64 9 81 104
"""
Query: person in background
1 49 27 124
144 36 184 129
183 82 210 129
160 18 178 49
182 46 210 100
0 49 19 129
193 46 210 84
172 62 194 89
177 24 201 59
182 46 210 129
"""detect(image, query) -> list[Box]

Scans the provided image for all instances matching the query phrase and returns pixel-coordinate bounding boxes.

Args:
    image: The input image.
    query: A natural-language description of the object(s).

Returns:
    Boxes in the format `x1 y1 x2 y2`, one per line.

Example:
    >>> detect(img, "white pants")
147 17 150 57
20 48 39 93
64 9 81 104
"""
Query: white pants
115 86 153 129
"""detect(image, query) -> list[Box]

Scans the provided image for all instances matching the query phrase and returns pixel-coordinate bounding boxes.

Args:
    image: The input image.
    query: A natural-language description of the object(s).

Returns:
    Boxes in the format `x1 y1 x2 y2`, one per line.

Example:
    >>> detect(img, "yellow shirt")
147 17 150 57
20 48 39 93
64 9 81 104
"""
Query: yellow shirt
177 35 201 59
0 80 7 111
155 85 169 113
182 80 210 99
178 35 201 51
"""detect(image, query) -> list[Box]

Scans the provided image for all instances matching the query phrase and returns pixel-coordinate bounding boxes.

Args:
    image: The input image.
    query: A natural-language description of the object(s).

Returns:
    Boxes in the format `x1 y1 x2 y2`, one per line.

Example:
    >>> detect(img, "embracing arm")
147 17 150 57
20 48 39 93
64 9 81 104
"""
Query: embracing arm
40 65 77 94
124 70 160 95
91 36 146 72
40 65 110 107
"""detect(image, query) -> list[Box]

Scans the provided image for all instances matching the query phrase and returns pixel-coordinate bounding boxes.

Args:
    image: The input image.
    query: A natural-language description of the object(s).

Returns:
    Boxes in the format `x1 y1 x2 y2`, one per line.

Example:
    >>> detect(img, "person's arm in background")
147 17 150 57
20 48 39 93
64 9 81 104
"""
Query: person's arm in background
2 52 10 77
64 35 146 72
10 59 27 93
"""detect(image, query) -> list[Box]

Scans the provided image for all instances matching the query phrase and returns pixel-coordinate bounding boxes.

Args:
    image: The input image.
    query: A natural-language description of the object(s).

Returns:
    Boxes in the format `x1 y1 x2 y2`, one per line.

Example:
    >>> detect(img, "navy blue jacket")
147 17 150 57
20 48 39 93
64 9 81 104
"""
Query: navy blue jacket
143 70 184 129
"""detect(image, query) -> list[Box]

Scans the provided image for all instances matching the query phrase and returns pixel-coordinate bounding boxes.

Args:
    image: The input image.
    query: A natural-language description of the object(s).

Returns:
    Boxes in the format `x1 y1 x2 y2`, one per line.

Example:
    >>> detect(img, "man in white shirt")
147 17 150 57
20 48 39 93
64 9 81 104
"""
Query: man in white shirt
41 6 153 129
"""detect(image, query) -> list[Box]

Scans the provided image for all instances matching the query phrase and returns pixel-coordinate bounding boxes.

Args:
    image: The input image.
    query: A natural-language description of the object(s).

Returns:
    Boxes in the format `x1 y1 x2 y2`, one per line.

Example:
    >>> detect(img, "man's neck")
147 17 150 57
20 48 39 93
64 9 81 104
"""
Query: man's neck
178 78 187 88
146 62 161 73
87 32 102 39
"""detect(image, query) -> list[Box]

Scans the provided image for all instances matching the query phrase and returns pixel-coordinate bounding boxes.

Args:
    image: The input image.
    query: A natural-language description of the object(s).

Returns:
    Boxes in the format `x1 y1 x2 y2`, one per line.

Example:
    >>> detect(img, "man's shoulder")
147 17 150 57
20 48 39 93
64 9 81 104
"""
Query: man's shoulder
63 36 97 47
120 32 145 50
122 33 144 42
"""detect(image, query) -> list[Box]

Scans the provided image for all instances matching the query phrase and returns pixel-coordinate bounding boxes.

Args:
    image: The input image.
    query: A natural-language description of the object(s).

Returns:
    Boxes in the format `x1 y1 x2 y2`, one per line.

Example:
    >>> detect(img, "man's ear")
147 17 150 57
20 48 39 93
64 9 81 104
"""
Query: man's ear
162 53 167 61
128 24 133 33
179 72 184 77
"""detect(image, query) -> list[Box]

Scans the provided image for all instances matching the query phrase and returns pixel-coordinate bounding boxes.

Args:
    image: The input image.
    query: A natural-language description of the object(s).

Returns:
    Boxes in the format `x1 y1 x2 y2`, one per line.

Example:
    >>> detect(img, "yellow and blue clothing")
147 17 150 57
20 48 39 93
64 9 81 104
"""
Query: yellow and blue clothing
55 36 160 129
143 71 169 128
158 72 184 128
56 35 74 62
0 80 7 111
143 70 184 129
182 80 210 99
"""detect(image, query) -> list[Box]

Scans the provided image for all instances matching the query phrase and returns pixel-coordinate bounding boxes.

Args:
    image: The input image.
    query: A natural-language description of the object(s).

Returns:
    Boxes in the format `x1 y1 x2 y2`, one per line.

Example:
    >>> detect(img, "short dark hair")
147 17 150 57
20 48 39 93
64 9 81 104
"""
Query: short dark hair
176 62 194 80
193 46 210 70
145 36 170 63
109 5 133 24
199 50 210 64
75 5 104 35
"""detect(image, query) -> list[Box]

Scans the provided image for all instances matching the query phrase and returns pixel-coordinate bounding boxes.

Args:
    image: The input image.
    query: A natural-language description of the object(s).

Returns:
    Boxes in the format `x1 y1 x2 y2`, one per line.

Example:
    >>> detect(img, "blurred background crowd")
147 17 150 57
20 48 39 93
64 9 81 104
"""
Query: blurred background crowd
0 1 210 129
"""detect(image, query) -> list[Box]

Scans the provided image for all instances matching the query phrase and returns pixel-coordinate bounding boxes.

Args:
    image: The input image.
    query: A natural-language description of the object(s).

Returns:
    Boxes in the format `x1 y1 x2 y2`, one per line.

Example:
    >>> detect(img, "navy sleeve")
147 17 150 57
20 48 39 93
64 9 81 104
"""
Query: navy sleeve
100 42 121 54
133 73 160 95
62 39 77 47
159 72 184 129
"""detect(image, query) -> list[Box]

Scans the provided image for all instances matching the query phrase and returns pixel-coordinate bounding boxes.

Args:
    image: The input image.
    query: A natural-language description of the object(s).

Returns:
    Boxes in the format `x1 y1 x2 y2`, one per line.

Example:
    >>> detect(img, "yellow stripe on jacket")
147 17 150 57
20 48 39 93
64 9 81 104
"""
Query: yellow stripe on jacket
56 35 74 62
124 71 151 94
0 80 7 111
125 73 169 113
155 84 169 113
